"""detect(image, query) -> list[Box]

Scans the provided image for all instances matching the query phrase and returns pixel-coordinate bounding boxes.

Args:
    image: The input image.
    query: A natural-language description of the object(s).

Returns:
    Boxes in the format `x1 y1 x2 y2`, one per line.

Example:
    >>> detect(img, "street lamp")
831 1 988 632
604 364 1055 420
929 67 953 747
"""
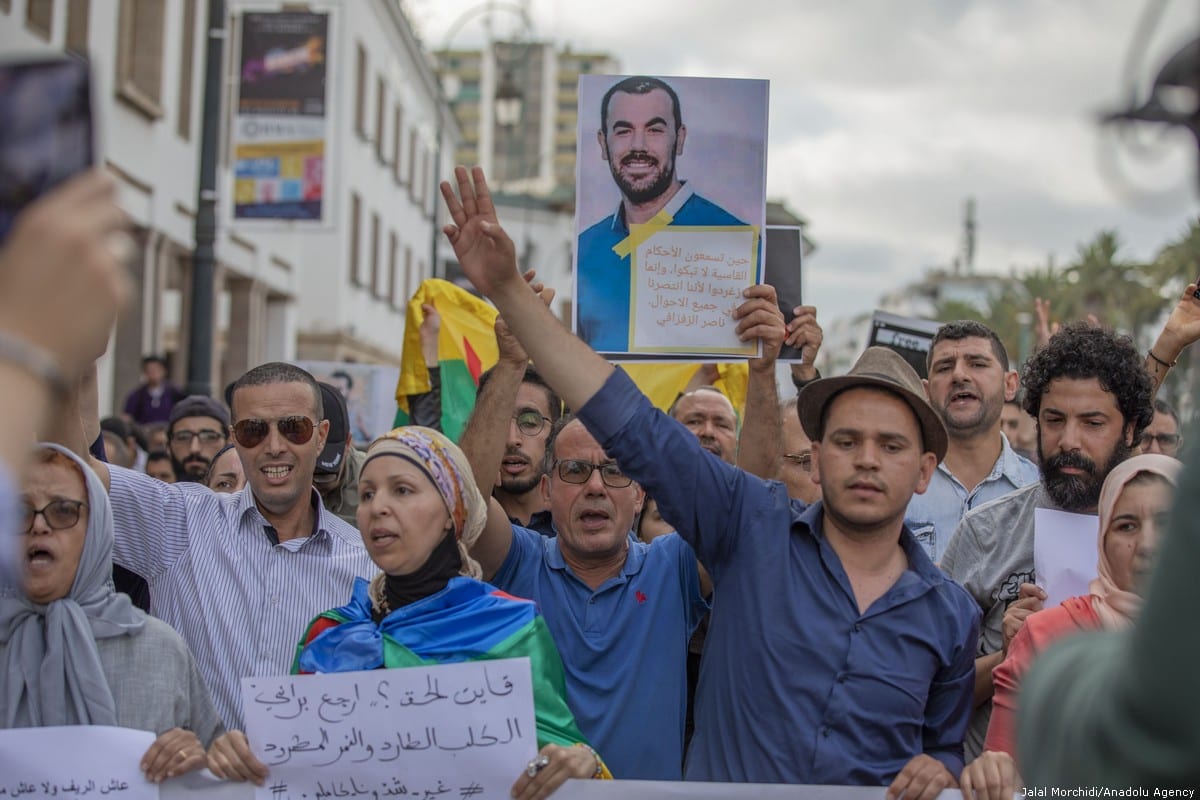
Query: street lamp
429 2 534 281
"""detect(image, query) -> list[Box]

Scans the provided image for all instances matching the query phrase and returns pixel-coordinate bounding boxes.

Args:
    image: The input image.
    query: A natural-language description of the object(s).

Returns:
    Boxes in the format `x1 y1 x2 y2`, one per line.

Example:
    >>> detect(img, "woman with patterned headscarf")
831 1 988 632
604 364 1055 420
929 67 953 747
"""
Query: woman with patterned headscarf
206 427 609 795
0 444 222 781
960 452 1183 799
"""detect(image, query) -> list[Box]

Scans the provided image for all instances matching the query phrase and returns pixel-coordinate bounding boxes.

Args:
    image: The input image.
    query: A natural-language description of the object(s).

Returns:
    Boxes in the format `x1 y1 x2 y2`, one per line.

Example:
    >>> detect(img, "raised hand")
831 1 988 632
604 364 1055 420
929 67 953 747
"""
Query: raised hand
439 166 521 297
734 284 786 372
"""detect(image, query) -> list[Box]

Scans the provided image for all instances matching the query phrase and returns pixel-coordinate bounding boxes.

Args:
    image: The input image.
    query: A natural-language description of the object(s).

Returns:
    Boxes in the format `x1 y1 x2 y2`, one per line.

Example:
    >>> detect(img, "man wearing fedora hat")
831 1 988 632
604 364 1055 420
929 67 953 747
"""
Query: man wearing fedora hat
441 166 980 791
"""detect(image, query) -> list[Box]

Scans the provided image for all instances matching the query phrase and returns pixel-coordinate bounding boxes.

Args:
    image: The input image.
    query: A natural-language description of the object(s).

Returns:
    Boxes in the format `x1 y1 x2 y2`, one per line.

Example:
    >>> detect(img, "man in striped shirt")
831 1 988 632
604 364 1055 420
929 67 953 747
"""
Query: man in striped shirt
58 362 376 728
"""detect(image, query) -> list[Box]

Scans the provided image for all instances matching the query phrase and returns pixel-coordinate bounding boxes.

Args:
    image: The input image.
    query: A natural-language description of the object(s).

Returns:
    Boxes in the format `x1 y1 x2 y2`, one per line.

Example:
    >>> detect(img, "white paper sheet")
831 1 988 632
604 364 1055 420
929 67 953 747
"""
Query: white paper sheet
1034 507 1099 608
0 725 157 800
241 658 536 800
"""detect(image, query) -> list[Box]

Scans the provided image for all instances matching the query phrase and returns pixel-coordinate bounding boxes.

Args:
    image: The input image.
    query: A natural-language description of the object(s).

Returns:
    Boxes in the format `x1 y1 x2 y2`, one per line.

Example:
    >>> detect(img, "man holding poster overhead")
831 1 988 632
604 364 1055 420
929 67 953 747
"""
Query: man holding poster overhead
576 76 766 354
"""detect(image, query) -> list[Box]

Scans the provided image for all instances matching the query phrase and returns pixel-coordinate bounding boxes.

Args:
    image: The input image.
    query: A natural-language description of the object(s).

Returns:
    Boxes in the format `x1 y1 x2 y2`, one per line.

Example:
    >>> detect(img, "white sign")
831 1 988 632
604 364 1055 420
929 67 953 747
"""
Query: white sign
630 227 760 356
241 658 536 800
1034 507 1099 608
0 726 157 800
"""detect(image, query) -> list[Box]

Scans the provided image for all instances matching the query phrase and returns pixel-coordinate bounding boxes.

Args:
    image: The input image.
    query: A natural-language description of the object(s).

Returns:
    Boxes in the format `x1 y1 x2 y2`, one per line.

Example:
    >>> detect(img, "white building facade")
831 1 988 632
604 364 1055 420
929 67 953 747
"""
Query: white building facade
0 0 458 412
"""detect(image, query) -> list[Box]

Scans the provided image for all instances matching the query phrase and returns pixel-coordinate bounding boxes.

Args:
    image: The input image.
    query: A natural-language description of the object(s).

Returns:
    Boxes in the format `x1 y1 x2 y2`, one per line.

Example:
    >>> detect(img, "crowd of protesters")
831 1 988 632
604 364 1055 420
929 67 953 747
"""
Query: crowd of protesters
3 161 1200 796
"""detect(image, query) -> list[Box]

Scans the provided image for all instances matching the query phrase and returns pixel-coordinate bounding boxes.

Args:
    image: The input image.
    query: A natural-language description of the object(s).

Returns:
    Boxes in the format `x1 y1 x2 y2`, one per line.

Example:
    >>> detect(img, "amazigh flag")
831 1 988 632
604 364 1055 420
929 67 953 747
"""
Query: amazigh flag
622 362 749 418
393 279 498 440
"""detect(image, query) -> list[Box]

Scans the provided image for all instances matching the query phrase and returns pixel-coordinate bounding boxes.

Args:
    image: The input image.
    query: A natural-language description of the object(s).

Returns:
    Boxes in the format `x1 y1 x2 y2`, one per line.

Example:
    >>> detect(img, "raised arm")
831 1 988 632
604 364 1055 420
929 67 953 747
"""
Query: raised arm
1144 281 1200 397
441 166 612 411
735 284 785 479
458 318 526 579
0 171 129 483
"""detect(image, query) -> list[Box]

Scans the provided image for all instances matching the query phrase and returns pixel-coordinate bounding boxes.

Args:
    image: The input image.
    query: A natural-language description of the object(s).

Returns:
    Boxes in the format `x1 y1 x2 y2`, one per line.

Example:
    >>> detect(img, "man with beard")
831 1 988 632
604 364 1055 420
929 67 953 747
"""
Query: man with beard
905 321 1039 562
465 359 562 537
940 322 1153 761
577 76 745 352
166 396 229 482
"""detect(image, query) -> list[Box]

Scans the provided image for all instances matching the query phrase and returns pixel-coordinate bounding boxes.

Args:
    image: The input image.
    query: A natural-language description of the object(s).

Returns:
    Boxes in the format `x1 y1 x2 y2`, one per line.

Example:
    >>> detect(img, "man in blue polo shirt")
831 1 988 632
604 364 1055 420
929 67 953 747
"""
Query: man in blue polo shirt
442 166 980 793
577 75 746 353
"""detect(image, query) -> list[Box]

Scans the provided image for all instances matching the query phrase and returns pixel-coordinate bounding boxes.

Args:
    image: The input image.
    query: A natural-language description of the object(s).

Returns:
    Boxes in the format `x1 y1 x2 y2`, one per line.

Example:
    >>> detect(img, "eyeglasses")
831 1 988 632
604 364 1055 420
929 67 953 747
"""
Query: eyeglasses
22 499 87 533
513 410 552 437
1139 433 1182 449
783 452 813 472
231 416 316 449
554 459 633 488
170 429 225 445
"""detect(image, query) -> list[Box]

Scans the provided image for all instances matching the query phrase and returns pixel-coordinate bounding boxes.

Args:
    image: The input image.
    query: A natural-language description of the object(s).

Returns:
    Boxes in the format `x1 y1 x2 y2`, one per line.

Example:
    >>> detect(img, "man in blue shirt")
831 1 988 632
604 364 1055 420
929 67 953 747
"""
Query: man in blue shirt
577 76 746 352
905 320 1039 563
441 166 980 793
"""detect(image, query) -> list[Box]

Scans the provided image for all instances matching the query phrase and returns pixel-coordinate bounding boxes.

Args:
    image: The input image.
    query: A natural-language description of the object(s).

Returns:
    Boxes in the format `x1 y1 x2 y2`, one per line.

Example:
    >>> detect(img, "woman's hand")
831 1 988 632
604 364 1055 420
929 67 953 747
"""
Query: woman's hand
960 750 1022 800
206 730 270 785
509 743 598 799
140 728 206 783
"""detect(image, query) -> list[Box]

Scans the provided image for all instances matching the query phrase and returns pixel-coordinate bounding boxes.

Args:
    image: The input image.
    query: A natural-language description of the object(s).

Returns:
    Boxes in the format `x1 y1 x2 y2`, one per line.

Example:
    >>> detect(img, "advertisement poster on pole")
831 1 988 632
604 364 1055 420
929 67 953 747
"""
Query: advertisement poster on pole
231 11 331 222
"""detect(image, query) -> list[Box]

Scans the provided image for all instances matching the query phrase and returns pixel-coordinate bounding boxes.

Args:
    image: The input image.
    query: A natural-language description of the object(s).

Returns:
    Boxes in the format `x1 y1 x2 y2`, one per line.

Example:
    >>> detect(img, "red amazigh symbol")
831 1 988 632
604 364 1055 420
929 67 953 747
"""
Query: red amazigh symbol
635 591 647 604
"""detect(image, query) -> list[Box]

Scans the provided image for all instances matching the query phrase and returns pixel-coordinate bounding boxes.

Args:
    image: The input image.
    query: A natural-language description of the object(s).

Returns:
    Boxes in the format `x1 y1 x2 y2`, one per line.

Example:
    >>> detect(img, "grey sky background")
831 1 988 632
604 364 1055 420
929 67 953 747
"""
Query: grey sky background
406 0 1200 324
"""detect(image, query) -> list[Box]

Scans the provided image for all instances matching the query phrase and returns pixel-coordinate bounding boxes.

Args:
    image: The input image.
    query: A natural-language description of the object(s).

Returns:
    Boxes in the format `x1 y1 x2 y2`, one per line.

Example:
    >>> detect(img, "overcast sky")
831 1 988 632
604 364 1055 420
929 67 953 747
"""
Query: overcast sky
405 0 1200 325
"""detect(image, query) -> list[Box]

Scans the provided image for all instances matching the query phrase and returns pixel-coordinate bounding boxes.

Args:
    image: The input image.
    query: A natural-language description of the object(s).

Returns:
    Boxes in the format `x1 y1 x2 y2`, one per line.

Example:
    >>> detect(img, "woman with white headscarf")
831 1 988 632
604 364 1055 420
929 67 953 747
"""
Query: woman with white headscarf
0 444 222 781
206 427 609 797
960 453 1182 799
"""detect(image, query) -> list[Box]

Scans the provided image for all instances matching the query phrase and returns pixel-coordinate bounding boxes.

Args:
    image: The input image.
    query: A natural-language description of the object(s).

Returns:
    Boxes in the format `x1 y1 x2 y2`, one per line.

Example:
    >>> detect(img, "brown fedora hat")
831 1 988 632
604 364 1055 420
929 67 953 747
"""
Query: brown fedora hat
797 346 948 461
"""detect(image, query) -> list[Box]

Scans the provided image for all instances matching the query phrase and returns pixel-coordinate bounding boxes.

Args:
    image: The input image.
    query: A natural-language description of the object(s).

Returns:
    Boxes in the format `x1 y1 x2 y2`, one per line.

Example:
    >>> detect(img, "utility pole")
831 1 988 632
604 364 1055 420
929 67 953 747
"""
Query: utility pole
186 0 226 396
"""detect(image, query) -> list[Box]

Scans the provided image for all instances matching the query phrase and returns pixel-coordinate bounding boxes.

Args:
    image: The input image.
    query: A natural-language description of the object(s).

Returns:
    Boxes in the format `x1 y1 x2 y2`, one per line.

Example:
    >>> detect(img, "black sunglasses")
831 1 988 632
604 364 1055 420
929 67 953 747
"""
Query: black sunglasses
231 416 316 449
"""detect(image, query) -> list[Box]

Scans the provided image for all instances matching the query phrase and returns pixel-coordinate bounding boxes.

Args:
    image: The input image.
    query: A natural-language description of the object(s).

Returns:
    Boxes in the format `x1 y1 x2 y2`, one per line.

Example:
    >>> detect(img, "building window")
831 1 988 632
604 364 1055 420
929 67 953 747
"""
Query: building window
388 231 399 307
370 212 381 298
115 0 166 119
25 0 52 39
354 43 367 140
391 104 404 184
65 0 90 55
0 0 11 14
404 246 413 301
374 74 386 161
407 127 418 202
349 192 362 287
176 0 196 140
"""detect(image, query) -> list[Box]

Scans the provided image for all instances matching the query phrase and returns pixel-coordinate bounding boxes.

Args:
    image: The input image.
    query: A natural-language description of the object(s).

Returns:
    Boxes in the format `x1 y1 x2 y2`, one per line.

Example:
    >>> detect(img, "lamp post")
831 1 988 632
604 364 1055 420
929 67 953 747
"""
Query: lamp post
429 2 533 282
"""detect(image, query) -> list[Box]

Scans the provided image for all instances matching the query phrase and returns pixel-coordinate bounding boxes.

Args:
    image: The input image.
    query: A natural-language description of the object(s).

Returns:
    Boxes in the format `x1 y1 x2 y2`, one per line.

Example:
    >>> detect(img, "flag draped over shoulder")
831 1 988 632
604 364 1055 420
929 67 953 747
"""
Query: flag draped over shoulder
621 363 749 418
394 279 498 441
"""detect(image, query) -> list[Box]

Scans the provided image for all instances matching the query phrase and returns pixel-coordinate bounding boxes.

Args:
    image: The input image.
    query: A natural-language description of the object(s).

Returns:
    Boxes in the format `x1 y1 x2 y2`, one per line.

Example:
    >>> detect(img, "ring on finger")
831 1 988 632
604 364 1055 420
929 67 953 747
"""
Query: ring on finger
525 754 550 778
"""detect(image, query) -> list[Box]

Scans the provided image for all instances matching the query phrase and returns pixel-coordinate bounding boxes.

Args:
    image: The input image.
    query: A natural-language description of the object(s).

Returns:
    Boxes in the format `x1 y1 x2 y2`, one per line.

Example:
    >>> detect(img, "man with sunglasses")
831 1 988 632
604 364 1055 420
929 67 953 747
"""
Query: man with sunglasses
53 361 375 730
166 395 230 482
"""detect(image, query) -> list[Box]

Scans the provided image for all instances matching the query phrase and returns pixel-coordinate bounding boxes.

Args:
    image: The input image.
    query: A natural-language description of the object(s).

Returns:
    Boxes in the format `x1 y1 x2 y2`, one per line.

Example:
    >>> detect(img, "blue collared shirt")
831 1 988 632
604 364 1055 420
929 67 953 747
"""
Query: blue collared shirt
576 183 745 353
577 369 980 785
905 435 1040 563
492 526 707 780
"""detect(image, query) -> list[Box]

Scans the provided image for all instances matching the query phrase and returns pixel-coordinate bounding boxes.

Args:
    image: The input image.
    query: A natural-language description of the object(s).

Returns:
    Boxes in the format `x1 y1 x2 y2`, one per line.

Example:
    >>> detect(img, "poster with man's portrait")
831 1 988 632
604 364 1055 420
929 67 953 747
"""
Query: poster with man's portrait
573 75 769 358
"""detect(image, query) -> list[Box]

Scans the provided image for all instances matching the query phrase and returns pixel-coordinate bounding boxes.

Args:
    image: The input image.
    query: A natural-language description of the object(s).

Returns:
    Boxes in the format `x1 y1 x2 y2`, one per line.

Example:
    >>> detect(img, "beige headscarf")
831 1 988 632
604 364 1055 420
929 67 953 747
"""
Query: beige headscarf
358 427 488 607
1090 452 1182 630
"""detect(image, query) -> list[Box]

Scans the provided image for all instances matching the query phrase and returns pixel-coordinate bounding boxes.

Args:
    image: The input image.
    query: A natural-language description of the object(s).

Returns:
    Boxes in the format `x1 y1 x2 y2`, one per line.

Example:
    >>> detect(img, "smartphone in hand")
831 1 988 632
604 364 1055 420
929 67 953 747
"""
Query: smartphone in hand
0 55 94 243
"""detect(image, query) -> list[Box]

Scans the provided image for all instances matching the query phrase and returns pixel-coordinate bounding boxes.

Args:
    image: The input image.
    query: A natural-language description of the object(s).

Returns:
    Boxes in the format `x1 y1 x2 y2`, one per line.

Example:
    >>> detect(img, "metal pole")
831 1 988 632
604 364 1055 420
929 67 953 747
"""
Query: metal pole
186 0 226 396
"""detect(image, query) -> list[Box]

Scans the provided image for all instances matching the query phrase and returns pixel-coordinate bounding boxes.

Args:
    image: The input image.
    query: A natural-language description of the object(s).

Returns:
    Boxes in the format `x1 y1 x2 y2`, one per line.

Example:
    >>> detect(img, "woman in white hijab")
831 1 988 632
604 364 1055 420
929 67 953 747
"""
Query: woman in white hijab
0 444 223 782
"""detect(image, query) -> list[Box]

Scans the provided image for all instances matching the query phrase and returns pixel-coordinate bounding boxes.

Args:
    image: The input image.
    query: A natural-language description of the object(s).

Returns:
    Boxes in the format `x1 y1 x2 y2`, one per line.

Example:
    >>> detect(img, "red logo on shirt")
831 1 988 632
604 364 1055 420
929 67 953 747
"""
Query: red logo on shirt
635 591 648 604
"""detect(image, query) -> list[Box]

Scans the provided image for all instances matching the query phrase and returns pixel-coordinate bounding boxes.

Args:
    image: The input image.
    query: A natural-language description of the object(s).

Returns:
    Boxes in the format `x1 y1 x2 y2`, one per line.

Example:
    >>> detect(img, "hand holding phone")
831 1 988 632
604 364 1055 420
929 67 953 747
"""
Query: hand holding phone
0 56 94 243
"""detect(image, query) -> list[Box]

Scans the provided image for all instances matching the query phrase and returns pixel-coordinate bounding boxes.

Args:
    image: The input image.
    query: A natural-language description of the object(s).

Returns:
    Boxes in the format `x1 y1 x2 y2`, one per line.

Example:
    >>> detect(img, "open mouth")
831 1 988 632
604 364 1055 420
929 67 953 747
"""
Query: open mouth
262 465 293 482
25 544 55 567
949 390 978 405
578 509 612 530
